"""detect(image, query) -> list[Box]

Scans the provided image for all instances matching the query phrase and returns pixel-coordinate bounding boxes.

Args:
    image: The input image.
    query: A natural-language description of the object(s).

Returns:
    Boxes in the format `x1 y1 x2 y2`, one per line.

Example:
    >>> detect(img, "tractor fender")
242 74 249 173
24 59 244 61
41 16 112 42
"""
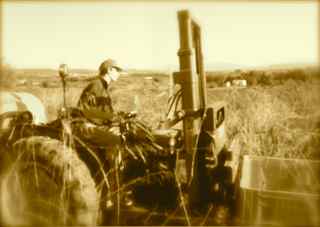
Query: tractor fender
0 91 47 125
0 110 33 145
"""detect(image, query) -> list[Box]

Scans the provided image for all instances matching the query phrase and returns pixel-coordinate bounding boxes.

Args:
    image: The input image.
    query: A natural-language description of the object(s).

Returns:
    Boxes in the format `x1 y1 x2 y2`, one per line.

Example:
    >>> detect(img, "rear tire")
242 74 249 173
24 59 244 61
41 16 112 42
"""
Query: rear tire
0 136 99 226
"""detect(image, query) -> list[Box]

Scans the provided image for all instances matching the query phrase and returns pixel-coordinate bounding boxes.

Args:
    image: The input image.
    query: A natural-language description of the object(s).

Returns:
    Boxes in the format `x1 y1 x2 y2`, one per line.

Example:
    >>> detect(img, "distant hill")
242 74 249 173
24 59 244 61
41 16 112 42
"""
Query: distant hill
16 68 96 75
163 62 252 72
13 62 319 81
205 62 250 71
162 62 319 72
264 62 319 70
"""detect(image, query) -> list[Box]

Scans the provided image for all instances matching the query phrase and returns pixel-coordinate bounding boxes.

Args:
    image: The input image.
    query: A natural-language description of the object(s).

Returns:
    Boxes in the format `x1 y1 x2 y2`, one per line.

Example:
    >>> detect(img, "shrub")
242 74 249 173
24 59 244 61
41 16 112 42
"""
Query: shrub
0 63 17 89
41 81 50 88
206 72 228 86
243 70 257 86
284 69 307 81
258 73 272 86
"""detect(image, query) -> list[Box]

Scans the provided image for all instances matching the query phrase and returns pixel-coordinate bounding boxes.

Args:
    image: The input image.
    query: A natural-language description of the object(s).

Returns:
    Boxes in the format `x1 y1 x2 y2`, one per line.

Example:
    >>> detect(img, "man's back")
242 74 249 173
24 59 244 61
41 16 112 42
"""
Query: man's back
78 77 114 124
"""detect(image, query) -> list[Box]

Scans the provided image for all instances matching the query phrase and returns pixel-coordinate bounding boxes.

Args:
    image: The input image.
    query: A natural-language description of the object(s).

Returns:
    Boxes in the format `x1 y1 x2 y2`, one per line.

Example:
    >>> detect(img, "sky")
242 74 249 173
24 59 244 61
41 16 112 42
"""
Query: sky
1 1 319 70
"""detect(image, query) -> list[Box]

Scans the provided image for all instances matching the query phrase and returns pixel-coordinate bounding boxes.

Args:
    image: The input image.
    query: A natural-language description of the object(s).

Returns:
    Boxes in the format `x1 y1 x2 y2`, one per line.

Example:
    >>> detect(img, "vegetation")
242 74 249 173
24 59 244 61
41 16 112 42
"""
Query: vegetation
0 63 17 88
1 64 319 225
206 66 319 87
1 65 319 160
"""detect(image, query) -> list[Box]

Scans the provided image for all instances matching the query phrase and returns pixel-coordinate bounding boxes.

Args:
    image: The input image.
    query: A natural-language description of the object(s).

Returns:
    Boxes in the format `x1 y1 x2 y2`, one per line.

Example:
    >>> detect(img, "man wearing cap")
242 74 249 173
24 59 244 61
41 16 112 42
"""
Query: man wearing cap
76 59 133 210
78 59 123 126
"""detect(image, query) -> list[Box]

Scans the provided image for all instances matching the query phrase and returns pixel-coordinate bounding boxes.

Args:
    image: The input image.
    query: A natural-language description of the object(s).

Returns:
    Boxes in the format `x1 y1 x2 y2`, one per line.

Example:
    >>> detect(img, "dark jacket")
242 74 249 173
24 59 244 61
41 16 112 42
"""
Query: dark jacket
78 77 114 123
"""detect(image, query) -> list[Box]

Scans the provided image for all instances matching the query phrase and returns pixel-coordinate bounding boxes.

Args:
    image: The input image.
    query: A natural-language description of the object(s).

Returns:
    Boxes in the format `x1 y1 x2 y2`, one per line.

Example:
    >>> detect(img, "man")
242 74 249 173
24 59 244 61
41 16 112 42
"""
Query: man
78 59 122 126
76 59 125 146
76 59 132 210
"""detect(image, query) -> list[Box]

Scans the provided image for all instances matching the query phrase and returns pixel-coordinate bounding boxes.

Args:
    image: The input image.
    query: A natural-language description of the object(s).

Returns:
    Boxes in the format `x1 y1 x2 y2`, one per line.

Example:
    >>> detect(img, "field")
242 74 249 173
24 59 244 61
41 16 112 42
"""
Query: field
1 64 320 225
2 64 320 160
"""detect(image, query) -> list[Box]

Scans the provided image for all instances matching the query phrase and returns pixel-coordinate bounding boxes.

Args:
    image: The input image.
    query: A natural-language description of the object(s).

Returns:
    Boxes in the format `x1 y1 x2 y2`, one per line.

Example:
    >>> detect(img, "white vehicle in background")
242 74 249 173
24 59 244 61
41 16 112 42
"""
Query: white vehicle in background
225 79 247 88
232 79 247 87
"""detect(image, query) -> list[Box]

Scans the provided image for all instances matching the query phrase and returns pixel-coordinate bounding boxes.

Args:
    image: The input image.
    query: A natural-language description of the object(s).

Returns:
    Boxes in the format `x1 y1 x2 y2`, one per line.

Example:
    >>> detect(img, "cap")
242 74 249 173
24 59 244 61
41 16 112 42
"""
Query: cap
99 59 123 75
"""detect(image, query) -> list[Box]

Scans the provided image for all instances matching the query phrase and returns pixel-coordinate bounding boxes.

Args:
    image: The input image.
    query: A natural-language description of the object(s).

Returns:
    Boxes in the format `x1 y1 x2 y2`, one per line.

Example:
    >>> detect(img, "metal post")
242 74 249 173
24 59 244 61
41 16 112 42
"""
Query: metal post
175 10 207 186
59 64 69 108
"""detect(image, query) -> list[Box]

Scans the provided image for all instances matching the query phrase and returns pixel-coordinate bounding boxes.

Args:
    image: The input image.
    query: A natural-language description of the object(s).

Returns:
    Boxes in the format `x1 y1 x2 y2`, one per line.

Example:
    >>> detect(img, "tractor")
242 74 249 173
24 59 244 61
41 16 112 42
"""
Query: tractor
0 10 240 226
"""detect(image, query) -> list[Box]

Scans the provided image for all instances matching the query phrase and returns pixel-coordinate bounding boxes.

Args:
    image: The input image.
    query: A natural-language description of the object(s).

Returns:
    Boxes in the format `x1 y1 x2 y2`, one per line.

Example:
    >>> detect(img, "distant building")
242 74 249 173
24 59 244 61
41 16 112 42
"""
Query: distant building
225 81 231 87
32 81 41 86
232 79 247 87
17 79 27 86
224 79 247 87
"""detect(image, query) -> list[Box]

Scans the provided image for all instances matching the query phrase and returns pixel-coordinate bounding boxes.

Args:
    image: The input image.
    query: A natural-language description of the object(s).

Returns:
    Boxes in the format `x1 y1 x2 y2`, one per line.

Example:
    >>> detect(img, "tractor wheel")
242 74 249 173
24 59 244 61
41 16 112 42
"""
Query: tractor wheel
0 136 99 226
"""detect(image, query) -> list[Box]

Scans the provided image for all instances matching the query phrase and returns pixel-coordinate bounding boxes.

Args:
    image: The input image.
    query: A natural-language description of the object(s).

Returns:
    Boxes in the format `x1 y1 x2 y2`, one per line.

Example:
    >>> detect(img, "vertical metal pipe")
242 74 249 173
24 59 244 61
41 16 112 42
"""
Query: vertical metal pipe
177 10 204 186
197 26 207 110
62 79 67 108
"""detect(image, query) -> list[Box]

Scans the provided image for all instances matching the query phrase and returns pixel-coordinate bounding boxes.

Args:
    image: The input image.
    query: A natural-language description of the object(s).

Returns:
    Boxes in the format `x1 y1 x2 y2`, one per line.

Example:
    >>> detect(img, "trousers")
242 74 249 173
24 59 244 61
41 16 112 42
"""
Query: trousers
73 121 121 147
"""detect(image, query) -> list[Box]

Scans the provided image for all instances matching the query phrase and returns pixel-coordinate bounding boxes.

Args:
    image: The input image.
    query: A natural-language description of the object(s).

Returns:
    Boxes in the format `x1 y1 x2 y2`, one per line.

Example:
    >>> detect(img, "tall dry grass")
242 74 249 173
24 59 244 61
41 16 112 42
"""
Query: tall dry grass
3 67 320 160
207 80 320 159
1 67 319 225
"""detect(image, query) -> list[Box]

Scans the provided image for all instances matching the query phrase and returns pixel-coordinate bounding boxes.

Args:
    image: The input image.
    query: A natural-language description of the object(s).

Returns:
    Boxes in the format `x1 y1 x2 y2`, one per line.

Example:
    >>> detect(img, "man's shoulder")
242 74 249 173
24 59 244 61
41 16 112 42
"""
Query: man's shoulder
84 76 109 93
89 76 101 83
87 76 104 87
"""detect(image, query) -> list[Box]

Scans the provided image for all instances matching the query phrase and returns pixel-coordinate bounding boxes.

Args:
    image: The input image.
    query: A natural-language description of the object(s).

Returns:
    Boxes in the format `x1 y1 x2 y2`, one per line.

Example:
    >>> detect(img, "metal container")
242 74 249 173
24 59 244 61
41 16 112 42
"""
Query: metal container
239 155 320 226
